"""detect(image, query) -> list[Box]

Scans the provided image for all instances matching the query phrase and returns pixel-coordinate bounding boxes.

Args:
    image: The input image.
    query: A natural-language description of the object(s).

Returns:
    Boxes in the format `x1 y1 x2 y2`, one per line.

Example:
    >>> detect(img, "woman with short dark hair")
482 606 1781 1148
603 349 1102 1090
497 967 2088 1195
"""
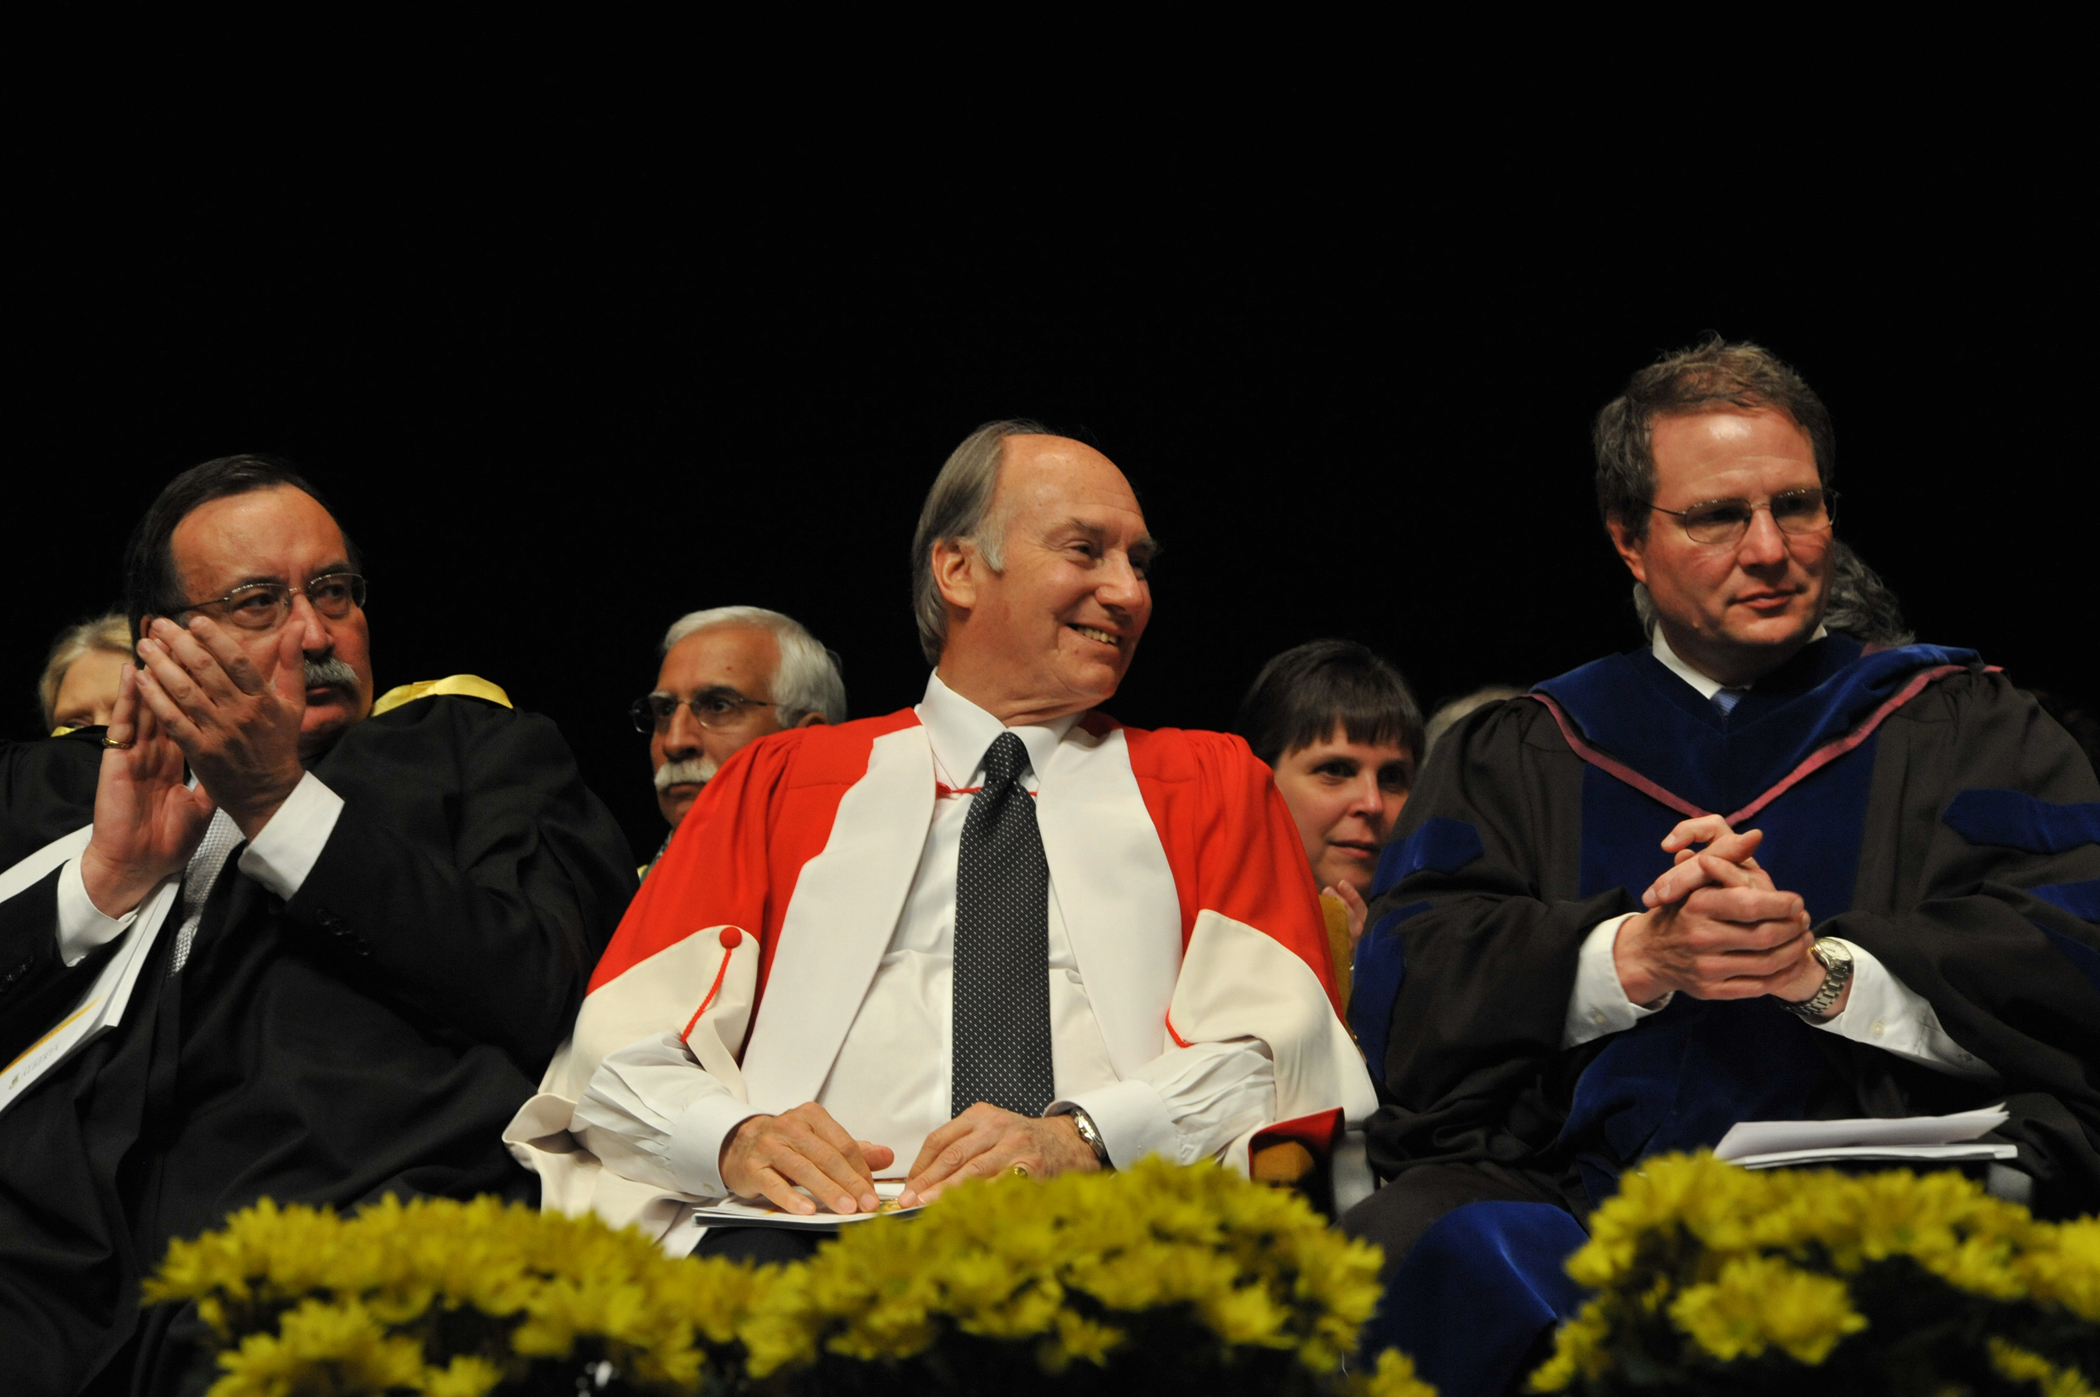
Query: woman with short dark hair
1236 639 1423 1006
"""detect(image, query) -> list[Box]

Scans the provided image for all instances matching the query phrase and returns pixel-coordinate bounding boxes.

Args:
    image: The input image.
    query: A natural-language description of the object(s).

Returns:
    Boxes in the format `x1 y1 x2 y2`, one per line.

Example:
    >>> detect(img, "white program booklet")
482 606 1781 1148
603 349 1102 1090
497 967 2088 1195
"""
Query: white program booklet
1715 1106 2017 1171
0 828 178 1119
681 1179 924 1233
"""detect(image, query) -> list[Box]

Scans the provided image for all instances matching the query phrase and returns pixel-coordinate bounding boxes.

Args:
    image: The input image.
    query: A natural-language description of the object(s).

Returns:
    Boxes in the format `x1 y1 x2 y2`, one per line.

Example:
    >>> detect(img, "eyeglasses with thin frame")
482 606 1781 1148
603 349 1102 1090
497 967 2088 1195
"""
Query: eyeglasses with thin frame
173 573 368 631
629 690 775 735
1650 488 1837 546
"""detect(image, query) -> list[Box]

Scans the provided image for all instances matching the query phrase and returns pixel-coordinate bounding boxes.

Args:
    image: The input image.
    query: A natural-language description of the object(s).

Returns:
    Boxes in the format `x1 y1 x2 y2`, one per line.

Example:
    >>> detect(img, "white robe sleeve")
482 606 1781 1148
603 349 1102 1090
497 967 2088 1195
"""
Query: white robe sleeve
570 1031 764 1199
1056 1038 1276 1167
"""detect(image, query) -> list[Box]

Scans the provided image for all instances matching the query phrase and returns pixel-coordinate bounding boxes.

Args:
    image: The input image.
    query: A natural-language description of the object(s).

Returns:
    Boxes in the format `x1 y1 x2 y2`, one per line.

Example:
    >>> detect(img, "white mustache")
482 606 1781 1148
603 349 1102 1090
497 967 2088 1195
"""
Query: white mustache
303 657 360 691
654 756 719 791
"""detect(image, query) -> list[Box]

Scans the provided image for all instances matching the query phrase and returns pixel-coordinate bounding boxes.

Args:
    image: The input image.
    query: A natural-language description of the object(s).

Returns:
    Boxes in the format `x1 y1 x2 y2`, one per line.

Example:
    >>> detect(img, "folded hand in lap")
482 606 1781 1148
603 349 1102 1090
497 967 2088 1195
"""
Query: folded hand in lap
719 1103 893 1216
1615 815 1816 1005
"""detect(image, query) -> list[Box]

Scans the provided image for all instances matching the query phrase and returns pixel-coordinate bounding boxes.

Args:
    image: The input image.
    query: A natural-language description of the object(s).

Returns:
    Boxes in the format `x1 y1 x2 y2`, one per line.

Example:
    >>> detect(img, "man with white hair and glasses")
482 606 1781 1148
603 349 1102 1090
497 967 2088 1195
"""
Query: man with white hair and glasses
633 607 846 874
0 454 635 1394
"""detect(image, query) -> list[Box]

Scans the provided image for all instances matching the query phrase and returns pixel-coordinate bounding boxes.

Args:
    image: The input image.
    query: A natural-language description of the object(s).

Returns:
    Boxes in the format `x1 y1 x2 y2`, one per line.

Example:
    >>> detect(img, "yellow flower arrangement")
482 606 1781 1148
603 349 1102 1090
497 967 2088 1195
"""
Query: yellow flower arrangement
751 1156 1387 1392
146 1160 1422 1396
1527 1153 2099 1395
145 1193 775 1395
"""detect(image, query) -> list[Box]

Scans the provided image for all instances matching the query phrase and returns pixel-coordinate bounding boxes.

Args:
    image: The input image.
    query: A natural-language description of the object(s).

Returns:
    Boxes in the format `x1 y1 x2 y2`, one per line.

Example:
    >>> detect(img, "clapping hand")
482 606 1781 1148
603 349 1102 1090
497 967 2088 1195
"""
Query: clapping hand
80 664 217 917
1324 881 1370 949
1612 814 1817 1006
133 615 308 839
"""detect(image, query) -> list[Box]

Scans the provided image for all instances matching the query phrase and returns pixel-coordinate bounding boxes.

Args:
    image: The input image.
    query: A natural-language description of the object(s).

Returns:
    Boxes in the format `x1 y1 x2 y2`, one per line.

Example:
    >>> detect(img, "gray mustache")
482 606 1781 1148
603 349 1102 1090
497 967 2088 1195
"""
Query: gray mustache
304 657 361 691
654 756 719 791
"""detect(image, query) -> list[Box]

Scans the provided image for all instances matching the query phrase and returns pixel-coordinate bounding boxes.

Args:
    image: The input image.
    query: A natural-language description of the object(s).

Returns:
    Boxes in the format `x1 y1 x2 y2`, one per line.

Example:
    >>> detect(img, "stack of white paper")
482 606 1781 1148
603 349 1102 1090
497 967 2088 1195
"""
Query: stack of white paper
0 829 178 1119
1714 1106 2016 1171
684 1179 923 1233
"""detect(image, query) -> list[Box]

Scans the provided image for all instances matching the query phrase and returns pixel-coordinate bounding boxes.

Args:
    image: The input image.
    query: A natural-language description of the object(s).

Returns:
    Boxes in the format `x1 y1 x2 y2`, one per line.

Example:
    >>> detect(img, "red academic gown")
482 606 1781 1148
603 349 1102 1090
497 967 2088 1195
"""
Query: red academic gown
507 707 1377 1242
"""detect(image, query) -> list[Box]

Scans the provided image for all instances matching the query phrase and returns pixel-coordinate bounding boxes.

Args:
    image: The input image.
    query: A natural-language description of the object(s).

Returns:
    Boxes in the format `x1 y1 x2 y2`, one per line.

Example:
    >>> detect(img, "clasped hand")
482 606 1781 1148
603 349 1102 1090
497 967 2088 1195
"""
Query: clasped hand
719 1100 1099 1216
81 618 309 917
1612 815 1827 1007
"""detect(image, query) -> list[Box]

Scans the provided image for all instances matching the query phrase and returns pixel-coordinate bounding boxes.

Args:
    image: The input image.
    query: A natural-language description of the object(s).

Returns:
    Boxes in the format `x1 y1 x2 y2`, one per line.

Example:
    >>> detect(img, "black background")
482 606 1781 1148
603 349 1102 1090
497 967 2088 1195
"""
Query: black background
11 118 2090 862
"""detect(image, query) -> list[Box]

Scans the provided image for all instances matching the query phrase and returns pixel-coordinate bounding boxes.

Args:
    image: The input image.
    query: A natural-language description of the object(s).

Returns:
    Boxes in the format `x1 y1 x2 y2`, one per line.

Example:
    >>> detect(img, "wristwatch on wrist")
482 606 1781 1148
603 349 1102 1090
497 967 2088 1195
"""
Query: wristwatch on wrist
1051 1105 1112 1168
1781 938 1854 1021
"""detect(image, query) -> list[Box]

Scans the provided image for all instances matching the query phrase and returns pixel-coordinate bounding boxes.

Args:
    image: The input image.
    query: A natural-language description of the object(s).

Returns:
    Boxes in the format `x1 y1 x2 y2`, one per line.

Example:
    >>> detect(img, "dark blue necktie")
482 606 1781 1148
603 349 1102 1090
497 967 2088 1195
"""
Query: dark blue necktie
950 732 1055 1118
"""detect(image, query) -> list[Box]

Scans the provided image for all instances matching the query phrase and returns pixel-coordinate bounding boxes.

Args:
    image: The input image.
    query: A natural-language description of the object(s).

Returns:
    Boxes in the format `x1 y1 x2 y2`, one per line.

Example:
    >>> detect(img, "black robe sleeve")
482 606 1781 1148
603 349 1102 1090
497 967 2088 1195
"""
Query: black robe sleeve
294 695 639 1068
1830 671 2100 1207
0 734 105 1060
1362 698 1623 1183
0 730 100 866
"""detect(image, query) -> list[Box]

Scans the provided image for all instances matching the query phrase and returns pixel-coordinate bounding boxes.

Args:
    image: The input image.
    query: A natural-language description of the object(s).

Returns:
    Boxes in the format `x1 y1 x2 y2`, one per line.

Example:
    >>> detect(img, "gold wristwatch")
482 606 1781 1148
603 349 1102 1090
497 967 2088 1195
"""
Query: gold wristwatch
1781 938 1854 1021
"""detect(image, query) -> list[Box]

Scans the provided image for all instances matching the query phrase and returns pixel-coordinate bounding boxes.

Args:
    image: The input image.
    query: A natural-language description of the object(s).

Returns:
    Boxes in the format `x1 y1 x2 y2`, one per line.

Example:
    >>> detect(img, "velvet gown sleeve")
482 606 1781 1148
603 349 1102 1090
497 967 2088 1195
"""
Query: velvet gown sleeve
1831 672 2100 1206
295 695 639 1069
1359 699 1623 1181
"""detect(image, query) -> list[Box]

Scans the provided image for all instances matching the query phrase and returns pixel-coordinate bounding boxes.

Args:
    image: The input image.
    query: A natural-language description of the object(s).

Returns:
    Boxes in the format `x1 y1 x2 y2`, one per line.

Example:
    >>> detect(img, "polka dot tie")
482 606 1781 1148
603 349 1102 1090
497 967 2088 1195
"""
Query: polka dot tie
171 808 243 975
950 731 1054 1119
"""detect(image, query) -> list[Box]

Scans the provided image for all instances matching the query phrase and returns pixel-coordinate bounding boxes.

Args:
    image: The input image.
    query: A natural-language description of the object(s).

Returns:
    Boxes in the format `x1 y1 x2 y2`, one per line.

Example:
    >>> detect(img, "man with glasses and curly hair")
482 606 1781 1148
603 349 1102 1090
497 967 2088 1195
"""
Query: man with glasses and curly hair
1342 339 2100 1394
0 454 635 1394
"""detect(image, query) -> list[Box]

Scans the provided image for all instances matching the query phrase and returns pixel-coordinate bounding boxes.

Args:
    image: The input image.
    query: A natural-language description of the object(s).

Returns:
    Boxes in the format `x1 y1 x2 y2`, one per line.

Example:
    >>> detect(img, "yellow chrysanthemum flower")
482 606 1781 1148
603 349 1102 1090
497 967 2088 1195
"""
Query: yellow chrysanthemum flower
1668 1254 1866 1365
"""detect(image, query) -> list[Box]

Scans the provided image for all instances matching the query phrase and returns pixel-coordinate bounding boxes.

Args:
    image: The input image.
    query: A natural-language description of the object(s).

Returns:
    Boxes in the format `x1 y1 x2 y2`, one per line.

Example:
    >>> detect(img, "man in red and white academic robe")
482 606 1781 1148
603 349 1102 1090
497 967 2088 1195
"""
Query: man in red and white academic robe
507 422 1376 1253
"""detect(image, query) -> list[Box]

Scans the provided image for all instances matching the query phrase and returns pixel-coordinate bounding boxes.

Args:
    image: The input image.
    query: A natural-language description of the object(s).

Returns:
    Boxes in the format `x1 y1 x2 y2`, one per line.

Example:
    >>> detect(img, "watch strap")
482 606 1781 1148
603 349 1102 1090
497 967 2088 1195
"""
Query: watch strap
1052 1104 1112 1167
1782 940 1853 1021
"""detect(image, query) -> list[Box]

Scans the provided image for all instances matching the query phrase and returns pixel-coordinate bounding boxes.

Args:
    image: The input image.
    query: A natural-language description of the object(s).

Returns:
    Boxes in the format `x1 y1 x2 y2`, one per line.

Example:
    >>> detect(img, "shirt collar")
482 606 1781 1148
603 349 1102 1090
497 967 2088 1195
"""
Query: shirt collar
917 671 1082 788
1651 623 1829 701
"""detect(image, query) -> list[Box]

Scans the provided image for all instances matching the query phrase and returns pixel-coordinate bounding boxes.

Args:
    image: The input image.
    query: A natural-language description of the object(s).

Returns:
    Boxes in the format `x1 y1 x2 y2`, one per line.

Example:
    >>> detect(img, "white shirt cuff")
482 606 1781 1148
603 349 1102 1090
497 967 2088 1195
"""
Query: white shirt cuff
667 1093 768 1198
1809 939 1997 1079
1057 1077 1176 1169
236 772 345 902
56 857 139 968
1563 913 1672 1048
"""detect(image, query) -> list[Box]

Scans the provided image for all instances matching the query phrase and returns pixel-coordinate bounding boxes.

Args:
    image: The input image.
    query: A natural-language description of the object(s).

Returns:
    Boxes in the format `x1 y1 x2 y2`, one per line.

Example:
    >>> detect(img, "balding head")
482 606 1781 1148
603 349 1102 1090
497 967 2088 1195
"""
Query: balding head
920 428 1155 725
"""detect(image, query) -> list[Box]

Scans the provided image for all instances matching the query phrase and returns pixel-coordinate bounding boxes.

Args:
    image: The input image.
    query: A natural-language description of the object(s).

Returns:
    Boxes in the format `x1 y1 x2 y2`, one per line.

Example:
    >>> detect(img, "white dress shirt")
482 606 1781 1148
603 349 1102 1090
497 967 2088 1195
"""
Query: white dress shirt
573 673 1277 1200
1560 629 1993 1080
55 771 345 966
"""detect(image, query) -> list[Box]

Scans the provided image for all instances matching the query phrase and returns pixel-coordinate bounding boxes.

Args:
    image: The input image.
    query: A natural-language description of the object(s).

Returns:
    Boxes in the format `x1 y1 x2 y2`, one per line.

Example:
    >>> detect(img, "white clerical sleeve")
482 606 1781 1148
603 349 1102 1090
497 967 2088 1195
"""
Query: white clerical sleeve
571 1031 763 1198
1563 913 1672 1048
1807 938 1997 1079
56 858 139 967
236 771 344 900
1058 1038 1276 1168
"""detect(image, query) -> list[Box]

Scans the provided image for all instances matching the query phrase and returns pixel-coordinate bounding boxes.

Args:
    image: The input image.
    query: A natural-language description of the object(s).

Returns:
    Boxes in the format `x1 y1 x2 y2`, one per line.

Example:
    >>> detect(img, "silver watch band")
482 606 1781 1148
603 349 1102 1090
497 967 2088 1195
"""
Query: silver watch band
1053 1105 1112 1166
1782 939 1853 1020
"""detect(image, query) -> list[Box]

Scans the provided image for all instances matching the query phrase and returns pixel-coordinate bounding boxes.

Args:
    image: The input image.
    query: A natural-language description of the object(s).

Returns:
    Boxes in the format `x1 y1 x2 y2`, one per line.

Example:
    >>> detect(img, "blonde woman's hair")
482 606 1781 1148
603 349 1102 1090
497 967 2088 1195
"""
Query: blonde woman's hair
39 612 131 731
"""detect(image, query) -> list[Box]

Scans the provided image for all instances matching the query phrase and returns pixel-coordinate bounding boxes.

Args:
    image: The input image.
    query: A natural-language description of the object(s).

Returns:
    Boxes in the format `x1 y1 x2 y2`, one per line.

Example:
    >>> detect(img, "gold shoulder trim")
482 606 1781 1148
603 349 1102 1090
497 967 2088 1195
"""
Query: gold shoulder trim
371 675 514 717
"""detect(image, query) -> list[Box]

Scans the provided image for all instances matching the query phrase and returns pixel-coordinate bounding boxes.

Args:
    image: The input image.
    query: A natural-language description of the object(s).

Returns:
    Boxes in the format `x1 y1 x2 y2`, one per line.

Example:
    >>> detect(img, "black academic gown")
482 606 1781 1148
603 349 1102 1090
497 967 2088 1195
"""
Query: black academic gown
0 695 637 1395
1353 637 2100 1222
1341 638 2100 1395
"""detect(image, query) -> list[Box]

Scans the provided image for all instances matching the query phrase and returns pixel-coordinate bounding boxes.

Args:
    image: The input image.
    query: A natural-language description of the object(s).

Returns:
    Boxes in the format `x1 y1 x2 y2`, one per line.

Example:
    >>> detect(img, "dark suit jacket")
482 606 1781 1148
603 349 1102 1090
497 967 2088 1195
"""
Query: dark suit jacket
0 695 636 1394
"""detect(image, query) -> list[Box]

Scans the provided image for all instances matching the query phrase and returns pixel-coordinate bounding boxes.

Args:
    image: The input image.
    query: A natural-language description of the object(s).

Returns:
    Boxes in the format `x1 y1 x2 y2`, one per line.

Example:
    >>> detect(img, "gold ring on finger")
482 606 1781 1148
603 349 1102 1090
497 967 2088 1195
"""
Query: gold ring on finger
101 737 134 749
1009 1163 1030 1179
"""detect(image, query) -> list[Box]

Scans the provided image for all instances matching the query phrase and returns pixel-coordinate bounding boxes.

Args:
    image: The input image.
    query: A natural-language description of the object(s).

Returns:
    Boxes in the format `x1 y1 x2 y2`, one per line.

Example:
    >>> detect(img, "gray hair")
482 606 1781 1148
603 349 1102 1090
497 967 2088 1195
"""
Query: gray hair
909 419 1050 666
1631 539 1912 648
660 606 848 726
1423 685 1527 757
39 612 131 730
